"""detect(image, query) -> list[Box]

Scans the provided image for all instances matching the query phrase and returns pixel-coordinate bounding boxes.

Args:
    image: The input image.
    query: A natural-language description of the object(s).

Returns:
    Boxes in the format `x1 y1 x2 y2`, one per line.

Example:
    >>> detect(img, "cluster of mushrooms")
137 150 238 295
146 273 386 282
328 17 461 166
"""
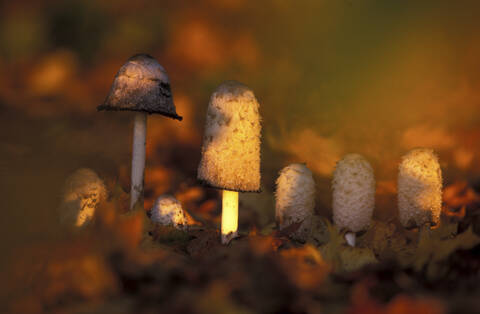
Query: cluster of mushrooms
60 54 443 245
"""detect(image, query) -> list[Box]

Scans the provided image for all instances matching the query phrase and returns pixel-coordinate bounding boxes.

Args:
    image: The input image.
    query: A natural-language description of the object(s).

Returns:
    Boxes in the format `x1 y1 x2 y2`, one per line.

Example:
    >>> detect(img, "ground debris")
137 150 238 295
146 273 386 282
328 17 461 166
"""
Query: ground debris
3 183 480 314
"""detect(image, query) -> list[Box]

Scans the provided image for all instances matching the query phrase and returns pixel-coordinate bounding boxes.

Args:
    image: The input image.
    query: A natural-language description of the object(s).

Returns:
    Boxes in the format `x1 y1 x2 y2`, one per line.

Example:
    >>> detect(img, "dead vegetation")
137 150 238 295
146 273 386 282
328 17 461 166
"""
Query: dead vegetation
3 181 480 314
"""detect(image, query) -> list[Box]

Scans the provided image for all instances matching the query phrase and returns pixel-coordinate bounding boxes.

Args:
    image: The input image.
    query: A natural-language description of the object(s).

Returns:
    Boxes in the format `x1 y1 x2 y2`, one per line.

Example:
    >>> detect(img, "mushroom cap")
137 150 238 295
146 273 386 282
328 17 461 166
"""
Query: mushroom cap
275 163 315 240
60 168 107 227
332 153 375 233
98 54 182 120
150 195 187 229
197 80 261 193
398 148 442 228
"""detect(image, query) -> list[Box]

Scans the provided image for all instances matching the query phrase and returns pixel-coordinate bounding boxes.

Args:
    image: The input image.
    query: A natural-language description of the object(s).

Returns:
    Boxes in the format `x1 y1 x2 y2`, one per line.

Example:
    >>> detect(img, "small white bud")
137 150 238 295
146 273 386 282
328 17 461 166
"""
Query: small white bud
398 148 442 228
332 154 375 233
151 195 188 230
60 168 107 227
275 163 315 240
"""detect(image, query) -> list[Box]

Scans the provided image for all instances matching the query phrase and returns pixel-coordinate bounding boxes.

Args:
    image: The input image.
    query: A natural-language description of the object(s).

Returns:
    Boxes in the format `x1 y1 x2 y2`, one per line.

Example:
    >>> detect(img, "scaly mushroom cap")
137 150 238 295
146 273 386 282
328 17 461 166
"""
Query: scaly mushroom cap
98 54 182 120
197 81 261 192
398 148 442 228
332 154 375 233
275 163 315 240
60 168 107 227
151 195 187 229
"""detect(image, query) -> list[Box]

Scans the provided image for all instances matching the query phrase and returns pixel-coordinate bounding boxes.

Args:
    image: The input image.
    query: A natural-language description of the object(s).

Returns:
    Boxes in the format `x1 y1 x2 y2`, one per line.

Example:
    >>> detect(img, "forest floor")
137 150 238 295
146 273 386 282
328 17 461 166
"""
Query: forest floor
2 181 480 314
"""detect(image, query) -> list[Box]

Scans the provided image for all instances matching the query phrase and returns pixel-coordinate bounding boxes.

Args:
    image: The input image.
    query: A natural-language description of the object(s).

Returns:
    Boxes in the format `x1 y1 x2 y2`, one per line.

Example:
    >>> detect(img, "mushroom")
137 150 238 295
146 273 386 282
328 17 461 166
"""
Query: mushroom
59 168 107 227
332 154 375 247
98 54 182 209
275 163 315 241
398 148 442 230
150 195 188 230
197 81 261 244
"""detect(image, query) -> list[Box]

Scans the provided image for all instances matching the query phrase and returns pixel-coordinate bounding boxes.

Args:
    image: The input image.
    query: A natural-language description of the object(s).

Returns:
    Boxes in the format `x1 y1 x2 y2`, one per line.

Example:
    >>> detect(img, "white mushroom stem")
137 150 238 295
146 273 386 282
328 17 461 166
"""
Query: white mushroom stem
130 112 147 209
221 190 238 244
345 232 356 247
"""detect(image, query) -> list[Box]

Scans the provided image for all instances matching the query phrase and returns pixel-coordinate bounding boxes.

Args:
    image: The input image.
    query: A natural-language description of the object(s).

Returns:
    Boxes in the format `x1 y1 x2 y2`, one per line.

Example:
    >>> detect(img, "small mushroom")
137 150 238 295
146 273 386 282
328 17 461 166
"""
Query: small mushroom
98 54 182 210
398 148 442 229
150 195 187 230
332 154 375 247
275 163 315 241
197 81 261 244
59 168 107 227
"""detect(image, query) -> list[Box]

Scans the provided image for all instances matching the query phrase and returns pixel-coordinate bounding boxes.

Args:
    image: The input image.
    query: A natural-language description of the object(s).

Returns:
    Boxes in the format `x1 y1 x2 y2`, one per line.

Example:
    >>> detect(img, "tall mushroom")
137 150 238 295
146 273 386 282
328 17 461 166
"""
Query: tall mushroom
197 81 261 244
275 163 315 241
398 148 442 229
332 154 375 247
98 54 182 209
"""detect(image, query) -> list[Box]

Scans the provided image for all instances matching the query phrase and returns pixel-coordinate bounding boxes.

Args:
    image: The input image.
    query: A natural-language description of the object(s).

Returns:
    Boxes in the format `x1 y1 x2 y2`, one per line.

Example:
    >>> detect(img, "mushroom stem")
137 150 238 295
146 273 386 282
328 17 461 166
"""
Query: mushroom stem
130 112 147 210
221 190 238 244
345 232 356 247
417 224 431 244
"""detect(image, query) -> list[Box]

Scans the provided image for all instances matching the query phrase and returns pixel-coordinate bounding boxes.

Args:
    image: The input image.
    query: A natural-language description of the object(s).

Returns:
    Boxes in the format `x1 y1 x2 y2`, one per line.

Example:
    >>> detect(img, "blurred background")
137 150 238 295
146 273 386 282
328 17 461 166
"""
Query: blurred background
1 0 480 267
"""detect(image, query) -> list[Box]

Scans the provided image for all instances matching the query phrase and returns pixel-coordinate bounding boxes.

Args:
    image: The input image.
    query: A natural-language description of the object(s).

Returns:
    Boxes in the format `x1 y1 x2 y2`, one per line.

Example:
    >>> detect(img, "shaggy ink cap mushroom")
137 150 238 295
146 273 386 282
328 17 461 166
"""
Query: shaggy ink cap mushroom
332 154 375 245
60 168 107 227
98 53 182 120
151 195 188 230
97 54 182 209
197 80 262 244
398 148 442 229
275 163 315 241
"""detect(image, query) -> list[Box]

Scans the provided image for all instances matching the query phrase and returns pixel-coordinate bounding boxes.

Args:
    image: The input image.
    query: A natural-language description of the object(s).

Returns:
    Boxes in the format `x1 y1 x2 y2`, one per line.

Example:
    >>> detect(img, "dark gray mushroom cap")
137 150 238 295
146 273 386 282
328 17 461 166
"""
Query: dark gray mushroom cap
98 54 182 120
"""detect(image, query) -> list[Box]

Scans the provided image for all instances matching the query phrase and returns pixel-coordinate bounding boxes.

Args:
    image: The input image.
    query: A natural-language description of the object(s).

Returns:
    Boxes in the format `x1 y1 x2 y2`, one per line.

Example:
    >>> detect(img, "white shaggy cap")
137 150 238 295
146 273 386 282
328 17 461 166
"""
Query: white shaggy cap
151 195 187 229
60 168 107 227
197 81 261 192
275 163 315 240
332 154 375 233
398 148 442 228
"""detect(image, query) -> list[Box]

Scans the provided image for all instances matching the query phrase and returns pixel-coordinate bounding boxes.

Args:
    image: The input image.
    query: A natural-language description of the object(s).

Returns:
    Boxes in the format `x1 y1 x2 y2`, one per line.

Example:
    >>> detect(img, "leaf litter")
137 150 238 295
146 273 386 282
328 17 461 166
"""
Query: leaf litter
2 182 480 313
